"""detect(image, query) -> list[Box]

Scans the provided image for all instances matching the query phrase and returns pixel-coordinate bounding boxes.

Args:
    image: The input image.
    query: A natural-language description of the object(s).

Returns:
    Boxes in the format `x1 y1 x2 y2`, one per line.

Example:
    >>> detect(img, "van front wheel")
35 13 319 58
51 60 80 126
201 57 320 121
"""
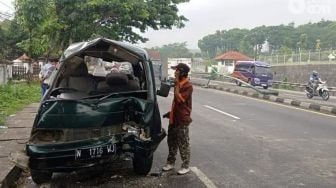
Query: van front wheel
31 170 52 184
133 154 153 175
263 86 268 89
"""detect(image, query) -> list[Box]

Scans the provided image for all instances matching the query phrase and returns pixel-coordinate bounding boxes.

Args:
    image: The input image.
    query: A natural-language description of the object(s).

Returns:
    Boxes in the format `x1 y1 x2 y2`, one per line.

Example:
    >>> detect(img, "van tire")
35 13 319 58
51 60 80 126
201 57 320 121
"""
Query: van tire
133 154 153 175
263 86 268 89
31 170 52 184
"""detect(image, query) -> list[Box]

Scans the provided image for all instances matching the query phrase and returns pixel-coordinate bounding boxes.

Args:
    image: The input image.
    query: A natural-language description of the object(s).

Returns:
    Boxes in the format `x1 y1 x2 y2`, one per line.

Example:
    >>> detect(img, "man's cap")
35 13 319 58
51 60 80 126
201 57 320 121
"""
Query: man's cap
171 63 190 73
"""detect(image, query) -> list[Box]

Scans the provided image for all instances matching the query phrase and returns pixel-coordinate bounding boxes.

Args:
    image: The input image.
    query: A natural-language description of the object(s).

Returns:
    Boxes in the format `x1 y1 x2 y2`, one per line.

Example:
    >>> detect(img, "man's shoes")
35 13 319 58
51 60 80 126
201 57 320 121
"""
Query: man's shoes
162 164 174 171
177 167 190 175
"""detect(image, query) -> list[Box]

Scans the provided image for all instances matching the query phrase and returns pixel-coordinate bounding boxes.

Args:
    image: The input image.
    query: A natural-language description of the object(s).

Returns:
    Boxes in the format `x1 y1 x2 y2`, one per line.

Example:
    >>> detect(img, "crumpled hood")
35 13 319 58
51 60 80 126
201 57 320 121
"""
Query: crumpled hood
37 97 154 129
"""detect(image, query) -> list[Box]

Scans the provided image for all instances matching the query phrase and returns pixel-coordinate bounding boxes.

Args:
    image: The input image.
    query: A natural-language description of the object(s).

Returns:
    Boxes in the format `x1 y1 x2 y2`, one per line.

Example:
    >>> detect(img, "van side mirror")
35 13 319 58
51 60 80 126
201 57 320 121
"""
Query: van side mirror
157 82 173 97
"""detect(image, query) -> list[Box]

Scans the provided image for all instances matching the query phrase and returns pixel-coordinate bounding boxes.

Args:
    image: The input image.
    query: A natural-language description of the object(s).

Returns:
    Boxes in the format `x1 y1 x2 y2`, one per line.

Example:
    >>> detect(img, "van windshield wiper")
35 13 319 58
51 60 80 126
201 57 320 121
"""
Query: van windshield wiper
97 90 148 103
98 92 123 102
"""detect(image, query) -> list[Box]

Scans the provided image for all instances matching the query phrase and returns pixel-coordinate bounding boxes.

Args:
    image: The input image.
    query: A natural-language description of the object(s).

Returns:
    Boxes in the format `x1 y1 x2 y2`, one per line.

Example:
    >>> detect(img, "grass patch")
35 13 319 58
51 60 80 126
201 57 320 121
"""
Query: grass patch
278 84 296 90
273 83 295 90
0 82 40 125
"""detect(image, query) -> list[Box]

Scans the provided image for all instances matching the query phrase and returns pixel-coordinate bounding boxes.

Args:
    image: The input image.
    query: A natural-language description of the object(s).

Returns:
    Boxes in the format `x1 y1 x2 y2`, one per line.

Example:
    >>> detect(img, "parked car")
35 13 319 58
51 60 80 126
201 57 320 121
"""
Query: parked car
26 38 169 184
231 61 273 89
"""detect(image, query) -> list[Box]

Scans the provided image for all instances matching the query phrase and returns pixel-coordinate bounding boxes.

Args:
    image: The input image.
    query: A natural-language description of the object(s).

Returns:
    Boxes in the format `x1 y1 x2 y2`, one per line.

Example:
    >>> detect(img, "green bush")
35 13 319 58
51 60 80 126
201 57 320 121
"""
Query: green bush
0 82 40 125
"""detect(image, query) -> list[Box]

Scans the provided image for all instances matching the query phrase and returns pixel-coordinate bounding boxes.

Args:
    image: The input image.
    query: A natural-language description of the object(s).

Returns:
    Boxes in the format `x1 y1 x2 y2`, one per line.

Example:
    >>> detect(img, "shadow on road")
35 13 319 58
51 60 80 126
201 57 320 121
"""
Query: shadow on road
18 160 207 188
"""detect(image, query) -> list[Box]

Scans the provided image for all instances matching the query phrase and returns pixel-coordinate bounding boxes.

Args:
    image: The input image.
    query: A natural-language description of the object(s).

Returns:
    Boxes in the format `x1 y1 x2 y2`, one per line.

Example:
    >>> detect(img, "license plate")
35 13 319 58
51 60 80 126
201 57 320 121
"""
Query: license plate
74 144 116 160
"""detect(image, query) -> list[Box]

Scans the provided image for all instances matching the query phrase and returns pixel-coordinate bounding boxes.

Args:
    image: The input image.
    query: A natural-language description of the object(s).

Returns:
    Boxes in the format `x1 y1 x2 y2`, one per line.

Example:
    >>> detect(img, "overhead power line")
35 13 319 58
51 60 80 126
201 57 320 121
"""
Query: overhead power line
0 11 13 21
0 1 14 11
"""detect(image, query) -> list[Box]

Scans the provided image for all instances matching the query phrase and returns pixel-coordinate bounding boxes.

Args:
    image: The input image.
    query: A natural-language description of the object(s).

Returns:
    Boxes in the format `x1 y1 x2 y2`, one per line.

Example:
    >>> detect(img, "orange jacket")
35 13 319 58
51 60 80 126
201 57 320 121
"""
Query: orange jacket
169 78 193 126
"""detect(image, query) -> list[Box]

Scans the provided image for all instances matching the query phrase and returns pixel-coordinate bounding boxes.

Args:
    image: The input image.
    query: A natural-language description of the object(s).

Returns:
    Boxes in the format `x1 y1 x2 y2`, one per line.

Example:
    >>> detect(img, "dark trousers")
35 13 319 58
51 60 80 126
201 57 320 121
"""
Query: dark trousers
167 125 190 168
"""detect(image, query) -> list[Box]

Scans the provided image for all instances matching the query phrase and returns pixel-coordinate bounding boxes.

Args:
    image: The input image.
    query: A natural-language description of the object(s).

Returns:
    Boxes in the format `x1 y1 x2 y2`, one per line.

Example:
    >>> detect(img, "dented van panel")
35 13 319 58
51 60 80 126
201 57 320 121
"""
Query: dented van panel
35 97 153 129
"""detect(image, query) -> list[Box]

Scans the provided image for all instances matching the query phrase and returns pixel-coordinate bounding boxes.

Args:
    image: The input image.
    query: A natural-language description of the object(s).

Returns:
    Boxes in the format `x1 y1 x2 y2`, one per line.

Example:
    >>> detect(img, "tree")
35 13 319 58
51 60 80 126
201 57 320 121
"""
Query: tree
198 20 336 58
298 33 308 50
152 42 192 63
0 19 27 59
198 28 250 58
198 35 220 58
15 0 49 58
248 26 267 59
0 23 7 59
15 0 190 56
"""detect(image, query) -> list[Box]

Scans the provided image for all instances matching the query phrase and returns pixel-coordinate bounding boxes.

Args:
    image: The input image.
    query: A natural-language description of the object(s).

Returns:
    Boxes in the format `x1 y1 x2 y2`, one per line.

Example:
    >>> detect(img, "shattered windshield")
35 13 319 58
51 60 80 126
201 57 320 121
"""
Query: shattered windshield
49 56 144 100
87 57 134 77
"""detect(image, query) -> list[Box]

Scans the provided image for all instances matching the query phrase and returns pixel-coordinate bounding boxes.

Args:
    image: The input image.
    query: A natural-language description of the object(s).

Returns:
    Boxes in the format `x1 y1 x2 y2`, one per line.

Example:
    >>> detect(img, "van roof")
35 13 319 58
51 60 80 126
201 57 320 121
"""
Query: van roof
236 61 271 67
61 38 148 64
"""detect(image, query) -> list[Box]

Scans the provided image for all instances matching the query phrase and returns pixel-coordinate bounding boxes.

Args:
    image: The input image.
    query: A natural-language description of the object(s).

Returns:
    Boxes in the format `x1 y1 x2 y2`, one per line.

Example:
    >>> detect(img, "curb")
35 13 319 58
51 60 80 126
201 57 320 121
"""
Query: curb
196 83 336 116
1 166 22 188
0 103 38 188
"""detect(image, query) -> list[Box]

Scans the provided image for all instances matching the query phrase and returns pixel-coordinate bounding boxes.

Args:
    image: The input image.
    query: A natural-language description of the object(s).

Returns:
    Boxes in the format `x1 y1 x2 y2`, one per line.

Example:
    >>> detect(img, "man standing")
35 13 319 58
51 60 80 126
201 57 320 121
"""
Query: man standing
39 58 57 96
162 63 193 175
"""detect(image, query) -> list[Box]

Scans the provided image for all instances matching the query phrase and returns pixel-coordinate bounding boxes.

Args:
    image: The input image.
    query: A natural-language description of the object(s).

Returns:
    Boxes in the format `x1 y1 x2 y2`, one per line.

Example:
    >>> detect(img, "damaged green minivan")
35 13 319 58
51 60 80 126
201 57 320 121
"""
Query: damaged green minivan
26 38 169 184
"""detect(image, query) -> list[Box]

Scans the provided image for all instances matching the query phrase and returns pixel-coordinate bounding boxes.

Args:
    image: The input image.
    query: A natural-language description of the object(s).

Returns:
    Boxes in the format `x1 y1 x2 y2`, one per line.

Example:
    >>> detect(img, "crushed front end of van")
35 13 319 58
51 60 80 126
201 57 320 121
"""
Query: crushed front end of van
26 38 168 184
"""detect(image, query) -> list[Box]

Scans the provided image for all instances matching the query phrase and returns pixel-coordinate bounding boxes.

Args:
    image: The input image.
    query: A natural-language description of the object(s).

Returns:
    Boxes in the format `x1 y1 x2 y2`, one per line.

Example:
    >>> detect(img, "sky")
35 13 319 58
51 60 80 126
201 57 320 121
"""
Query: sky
1 0 336 49
0 0 14 13
141 0 336 49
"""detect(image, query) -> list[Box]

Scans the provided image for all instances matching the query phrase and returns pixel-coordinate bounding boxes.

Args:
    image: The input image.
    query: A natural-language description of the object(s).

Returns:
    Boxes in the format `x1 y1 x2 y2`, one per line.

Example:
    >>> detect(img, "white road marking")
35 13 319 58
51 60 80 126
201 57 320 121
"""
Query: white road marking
198 87 336 119
190 167 218 188
169 91 174 95
203 105 240 120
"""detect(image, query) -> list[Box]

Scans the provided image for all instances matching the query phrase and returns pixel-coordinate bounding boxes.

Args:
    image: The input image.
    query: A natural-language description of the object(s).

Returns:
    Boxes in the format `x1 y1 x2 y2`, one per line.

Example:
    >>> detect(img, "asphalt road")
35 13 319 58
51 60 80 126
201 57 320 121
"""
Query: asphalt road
19 86 336 187
183 87 336 187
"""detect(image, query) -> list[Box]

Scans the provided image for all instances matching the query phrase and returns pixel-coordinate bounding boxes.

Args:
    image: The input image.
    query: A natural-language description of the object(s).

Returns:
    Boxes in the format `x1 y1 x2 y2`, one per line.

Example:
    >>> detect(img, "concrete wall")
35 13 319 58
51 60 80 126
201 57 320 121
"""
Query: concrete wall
272 64 336 87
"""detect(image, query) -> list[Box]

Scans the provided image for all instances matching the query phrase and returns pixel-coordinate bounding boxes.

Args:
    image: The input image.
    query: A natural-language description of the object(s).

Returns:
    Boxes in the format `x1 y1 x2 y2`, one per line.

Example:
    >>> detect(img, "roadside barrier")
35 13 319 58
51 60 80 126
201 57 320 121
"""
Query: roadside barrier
190 77 336 116
190 72 336 96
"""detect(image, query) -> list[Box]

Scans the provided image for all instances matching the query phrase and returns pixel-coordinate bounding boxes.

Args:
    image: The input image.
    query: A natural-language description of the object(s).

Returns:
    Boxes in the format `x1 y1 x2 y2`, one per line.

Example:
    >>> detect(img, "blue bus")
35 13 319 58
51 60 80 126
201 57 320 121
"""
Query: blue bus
231 61 273 89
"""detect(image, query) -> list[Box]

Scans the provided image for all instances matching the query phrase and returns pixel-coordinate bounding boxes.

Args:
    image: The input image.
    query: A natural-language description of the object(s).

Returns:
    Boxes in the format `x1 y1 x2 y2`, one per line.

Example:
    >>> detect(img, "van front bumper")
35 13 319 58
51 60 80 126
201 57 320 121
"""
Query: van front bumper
27 129 166 172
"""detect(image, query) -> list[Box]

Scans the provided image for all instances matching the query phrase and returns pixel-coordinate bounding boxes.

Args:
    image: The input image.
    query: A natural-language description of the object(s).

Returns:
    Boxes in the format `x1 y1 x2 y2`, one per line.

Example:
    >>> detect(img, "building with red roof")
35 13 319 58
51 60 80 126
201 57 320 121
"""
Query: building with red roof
214 51 252 74
214 51 252 62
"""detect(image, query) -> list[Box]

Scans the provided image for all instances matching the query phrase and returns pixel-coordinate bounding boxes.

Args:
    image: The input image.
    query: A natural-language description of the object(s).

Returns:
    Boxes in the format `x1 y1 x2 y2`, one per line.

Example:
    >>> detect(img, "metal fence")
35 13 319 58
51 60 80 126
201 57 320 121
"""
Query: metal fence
191 71 336 96
12 65 40 80
0 64 41 84
191 59 206 72
259 50 336 65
